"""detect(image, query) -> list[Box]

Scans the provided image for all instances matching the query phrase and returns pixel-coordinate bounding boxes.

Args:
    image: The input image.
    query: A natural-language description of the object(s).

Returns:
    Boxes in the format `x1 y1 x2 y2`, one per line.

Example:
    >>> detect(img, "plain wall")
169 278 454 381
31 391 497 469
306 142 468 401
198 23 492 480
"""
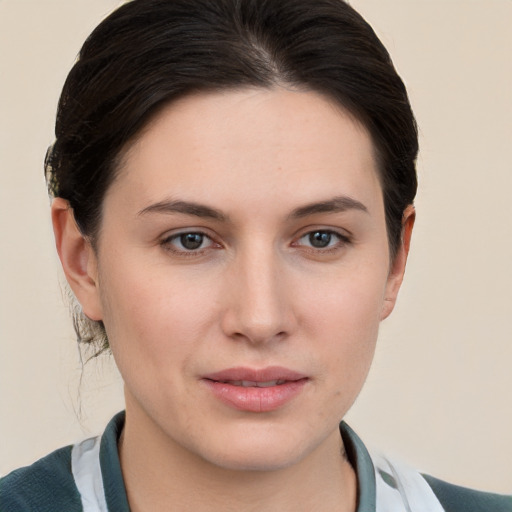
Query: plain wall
1 0 511 493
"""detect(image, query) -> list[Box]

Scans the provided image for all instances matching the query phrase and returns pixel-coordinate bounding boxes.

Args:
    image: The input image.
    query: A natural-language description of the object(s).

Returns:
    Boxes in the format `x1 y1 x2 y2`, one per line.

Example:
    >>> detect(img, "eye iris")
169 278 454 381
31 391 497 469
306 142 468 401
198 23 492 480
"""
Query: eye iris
180 233 203 250
309 231 332 248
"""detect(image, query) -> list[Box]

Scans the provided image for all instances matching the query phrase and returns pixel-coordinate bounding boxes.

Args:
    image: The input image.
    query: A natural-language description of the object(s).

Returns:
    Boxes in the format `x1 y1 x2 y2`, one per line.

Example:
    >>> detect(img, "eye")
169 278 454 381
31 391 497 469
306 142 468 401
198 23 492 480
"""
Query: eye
296 230 349 250
162 231 216 253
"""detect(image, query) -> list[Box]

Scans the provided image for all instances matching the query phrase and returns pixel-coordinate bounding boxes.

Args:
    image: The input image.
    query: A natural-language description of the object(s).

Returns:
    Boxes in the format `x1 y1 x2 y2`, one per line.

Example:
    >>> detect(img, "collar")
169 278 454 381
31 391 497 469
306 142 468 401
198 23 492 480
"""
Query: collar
97 412 376 511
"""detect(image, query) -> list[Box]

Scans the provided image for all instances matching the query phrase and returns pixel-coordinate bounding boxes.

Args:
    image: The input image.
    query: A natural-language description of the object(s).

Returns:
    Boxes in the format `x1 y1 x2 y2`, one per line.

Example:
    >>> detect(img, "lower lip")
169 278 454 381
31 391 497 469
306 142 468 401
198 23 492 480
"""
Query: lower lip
202 379 308 412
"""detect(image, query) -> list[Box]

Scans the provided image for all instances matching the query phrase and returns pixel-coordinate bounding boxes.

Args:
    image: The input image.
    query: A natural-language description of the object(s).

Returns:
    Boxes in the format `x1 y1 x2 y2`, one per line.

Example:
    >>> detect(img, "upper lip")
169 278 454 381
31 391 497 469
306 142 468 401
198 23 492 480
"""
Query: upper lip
202 366 308 383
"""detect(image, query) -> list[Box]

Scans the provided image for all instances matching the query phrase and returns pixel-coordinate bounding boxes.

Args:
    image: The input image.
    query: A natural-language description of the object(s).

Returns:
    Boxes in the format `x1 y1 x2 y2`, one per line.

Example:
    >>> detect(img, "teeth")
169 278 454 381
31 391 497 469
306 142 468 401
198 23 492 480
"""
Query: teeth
221 380 286 387
252 380 278 388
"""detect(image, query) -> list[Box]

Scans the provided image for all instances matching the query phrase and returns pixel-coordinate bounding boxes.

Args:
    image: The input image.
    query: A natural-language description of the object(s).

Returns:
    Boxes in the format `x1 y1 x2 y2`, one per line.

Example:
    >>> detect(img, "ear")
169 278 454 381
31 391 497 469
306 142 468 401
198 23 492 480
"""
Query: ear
381 204 415 320
51 198 103 321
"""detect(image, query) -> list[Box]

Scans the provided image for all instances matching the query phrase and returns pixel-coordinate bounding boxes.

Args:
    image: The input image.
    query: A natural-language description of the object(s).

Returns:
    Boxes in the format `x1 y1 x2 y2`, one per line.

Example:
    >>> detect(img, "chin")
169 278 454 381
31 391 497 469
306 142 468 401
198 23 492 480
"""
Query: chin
205 445 306 473
191 424 321 473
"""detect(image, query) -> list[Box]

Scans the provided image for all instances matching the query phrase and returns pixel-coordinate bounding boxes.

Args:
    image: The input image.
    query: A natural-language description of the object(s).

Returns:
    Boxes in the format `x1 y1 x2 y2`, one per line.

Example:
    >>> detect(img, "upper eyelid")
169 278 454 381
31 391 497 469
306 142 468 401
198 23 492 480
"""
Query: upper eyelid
160 230 215 248
160 231 219 256
299 229 346 239
289 230 352 255
161 228 216 241
158 227 352 248
293 226 352 241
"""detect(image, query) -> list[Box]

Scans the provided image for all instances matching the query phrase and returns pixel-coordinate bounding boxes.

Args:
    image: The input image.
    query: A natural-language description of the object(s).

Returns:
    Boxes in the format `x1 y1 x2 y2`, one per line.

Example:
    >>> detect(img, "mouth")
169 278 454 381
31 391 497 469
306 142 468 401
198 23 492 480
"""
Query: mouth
213 379 288 387
201 367 309 412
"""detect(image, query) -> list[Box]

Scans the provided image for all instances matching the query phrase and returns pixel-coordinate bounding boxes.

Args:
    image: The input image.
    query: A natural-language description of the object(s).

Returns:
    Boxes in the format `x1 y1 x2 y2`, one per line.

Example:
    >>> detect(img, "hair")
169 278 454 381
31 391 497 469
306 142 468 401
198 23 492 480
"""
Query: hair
45 0 418 353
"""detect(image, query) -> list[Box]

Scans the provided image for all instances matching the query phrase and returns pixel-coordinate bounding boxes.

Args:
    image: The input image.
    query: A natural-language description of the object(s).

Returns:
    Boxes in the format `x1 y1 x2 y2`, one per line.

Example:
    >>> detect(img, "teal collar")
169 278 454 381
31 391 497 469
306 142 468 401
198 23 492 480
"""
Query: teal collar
339 421 377 511
100 412 375 511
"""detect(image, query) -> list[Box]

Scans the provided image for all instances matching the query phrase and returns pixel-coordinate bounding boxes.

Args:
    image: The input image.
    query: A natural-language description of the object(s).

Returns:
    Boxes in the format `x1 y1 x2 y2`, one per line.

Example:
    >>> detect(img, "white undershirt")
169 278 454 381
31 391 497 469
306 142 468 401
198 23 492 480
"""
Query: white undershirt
71 436 445 512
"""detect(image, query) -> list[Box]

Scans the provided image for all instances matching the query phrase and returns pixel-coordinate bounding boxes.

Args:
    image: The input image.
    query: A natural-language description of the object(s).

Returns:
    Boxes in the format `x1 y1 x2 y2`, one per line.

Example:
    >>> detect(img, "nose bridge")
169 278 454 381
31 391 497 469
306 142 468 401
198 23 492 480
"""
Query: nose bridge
223 238 292 343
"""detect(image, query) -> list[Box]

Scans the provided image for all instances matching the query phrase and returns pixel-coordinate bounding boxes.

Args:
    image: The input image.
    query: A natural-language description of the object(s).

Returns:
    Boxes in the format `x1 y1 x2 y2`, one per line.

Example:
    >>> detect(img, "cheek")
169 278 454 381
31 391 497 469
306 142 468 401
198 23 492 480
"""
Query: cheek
98 261 221 374
303 263 387 337
300 265 387 385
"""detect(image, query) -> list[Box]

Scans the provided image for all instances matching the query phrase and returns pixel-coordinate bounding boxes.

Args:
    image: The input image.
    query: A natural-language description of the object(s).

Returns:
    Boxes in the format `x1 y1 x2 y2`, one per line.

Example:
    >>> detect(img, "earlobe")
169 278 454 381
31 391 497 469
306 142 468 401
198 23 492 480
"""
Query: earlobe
381 205 415 320
51 198 103 321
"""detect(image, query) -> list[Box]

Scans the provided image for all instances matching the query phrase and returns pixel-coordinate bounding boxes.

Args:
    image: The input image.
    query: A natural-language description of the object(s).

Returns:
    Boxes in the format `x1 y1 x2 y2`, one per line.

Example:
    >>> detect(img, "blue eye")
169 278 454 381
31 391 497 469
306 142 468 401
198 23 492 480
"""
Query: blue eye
298 230 347 249
164 232 213 252
308 231 334 248
179 233 205 250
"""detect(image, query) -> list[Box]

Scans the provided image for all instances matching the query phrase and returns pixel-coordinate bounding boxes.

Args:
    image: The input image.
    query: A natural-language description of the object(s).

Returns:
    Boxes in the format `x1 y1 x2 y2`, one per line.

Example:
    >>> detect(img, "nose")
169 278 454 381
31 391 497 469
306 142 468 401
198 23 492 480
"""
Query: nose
220 245 296 345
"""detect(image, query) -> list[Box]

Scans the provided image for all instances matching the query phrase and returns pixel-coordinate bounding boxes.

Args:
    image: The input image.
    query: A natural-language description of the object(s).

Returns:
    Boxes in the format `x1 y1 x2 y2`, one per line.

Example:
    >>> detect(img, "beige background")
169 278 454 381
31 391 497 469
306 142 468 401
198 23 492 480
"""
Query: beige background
1 0 511 493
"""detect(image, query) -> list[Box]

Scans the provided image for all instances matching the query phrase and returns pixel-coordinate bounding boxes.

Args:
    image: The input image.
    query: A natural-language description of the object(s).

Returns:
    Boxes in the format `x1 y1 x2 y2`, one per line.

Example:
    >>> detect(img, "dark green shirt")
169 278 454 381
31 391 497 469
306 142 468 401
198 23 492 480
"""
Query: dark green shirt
1 412 510 511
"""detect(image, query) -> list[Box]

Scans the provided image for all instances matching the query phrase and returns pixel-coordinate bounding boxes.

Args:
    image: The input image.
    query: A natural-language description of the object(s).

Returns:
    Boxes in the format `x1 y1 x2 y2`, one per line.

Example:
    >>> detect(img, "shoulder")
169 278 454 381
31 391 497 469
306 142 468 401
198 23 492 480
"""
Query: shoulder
424 474 512 512
0 445 83 512
0 412 128 512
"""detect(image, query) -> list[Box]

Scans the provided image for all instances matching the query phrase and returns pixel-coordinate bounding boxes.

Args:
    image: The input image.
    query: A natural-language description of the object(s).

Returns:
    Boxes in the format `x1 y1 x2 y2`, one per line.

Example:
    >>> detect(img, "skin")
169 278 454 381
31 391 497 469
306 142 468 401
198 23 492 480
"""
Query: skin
53 88 414 512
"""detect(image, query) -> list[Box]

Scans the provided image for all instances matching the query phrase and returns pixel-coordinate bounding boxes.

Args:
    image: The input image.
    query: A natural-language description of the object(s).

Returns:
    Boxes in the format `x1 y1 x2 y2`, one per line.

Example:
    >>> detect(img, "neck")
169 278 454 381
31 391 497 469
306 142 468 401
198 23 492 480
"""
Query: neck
119 404 357 512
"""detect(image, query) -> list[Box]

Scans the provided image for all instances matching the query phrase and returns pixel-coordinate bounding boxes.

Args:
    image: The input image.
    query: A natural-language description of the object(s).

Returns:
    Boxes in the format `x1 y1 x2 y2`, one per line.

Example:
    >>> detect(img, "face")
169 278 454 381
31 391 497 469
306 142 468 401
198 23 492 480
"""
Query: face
67 88 410 471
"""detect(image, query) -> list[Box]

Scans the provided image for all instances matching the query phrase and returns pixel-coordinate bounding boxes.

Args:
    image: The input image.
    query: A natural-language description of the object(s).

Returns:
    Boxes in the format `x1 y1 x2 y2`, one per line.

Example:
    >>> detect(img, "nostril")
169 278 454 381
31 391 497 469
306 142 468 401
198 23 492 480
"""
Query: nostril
227 327 289 345
220 285 297 344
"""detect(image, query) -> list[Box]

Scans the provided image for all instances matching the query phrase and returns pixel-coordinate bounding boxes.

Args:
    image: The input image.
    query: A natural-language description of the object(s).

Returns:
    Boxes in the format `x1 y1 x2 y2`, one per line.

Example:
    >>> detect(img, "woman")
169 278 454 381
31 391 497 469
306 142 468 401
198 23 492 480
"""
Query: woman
1 0 510 510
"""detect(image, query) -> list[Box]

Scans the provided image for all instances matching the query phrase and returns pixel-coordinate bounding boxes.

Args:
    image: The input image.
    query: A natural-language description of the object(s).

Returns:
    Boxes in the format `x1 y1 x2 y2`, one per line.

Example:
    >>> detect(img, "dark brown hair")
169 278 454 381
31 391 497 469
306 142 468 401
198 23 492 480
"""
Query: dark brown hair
45 0 418 351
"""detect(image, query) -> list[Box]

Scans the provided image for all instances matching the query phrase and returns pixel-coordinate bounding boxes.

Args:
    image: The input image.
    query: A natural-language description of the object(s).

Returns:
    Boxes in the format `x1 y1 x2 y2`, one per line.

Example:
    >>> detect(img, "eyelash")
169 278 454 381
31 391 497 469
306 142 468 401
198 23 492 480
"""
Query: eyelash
160 231 220 256
160 229 352 257
293 229 352 254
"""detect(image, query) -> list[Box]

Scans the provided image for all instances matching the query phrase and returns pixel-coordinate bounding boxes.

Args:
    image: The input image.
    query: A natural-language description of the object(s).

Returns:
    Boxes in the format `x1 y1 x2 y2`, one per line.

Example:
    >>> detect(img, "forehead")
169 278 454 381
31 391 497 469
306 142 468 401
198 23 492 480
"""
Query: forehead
111 87 382 215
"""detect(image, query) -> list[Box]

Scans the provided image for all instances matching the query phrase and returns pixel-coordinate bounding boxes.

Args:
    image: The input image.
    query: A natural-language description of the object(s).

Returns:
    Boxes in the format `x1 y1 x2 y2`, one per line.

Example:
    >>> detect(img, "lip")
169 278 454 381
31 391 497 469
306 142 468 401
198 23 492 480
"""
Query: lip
201 366 309 413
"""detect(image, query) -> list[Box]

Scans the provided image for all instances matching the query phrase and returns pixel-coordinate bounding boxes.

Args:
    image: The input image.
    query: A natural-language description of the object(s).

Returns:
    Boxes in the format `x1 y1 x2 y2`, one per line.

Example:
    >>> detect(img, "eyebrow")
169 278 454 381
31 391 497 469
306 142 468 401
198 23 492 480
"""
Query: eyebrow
290 196 368 218
137 195 367 222
137 199 227 221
